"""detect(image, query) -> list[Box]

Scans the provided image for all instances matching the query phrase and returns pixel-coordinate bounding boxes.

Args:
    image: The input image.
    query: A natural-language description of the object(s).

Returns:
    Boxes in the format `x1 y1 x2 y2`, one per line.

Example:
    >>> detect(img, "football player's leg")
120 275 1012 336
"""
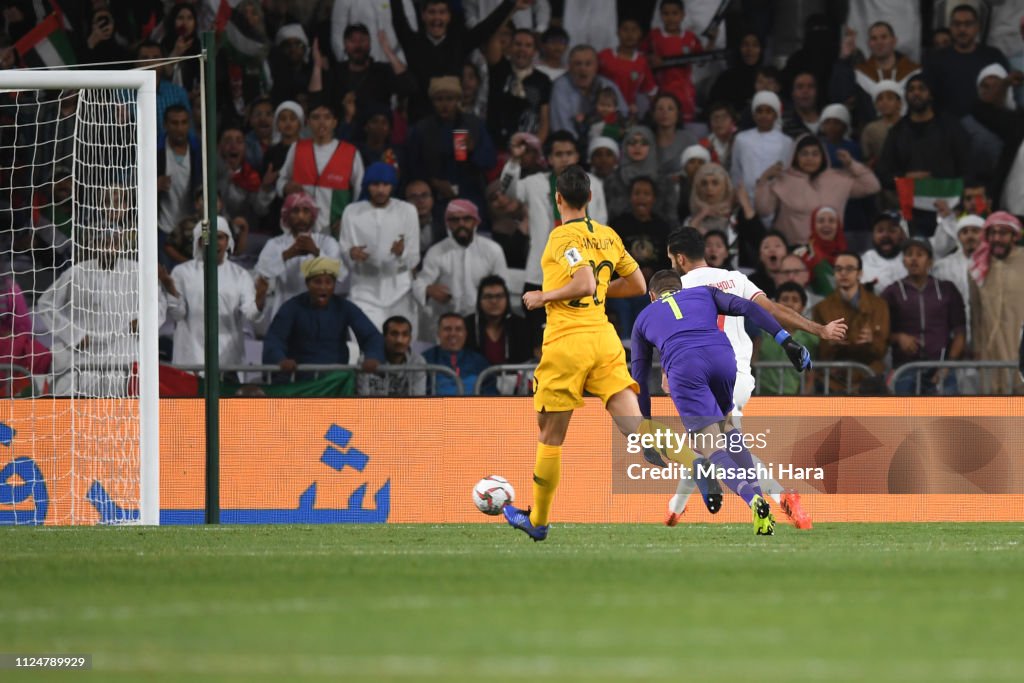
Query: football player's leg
687 418 776 536
530 409 571 528
519 341 587 533
727 372 781 503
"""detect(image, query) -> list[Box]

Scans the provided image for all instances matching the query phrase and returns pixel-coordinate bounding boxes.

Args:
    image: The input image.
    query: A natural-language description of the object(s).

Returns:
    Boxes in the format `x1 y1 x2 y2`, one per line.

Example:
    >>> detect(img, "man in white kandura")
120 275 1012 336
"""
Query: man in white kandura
339 161 419 333
166 217 263 367
412 199 508 341
37 222 139 397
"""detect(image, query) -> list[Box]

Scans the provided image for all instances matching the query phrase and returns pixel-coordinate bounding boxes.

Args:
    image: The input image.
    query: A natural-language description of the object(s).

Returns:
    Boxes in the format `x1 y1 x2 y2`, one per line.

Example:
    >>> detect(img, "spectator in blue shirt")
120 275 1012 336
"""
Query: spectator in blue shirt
423 312 491 395
263 257 385 381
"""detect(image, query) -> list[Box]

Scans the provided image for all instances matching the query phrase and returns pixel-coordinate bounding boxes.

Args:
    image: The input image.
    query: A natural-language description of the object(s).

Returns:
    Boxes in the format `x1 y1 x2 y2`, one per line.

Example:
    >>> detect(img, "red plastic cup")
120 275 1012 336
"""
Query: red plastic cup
453 129 468 161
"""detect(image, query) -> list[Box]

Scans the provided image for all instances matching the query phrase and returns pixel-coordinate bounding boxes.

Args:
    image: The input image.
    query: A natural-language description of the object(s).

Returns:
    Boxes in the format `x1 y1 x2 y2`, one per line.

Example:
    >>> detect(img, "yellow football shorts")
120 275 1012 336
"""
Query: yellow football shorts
532 327 639 412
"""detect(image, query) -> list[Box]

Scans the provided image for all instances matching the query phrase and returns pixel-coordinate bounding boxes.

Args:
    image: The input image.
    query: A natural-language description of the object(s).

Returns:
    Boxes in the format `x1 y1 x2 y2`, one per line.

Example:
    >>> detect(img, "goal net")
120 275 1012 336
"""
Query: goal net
0 71 158 525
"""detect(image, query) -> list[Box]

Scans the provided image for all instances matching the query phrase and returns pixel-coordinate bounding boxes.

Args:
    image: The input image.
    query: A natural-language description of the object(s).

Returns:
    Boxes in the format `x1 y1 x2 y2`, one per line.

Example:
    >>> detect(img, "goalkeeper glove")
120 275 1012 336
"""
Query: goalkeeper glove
775 330 812 372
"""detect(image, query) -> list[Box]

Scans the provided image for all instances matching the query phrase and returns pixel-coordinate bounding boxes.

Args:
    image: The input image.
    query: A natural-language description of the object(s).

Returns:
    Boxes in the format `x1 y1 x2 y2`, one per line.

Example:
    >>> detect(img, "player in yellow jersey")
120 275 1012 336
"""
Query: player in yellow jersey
502 165 679 541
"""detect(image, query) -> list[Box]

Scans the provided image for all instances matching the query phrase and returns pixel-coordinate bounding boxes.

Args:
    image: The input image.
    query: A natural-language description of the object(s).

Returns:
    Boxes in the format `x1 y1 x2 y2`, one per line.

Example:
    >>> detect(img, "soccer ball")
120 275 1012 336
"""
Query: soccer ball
473 475 515 515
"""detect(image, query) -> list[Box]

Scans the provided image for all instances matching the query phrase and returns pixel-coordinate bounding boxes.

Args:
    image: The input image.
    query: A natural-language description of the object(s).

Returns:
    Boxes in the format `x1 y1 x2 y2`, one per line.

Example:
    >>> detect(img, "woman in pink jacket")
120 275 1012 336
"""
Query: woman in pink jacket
754 134 880 245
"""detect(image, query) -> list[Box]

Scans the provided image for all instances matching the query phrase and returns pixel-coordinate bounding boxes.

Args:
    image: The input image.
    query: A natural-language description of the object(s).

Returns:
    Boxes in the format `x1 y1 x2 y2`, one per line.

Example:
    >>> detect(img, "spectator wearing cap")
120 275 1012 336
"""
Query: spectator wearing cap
588 136 620 182
258 101 306 236
875 74 970 236
310 22 415 124
392 0 525 121
269 23 312 105
961 64 1017 188
860 80 904 169
882 237 965 394
754 134 880 246
932 214 984 345
730 91 793 207
263 257 385 381
819 104 861 166
967 63 1024 208
254 191 344 331
818 103 875 235
861 211 908 293
276 101 365 236
166 218 263 368
930 181 992 258
412 199 509 341
484 26 552 149
339 162 420 333
923 4 1015 119
406 76 497 227
969 212 1024 392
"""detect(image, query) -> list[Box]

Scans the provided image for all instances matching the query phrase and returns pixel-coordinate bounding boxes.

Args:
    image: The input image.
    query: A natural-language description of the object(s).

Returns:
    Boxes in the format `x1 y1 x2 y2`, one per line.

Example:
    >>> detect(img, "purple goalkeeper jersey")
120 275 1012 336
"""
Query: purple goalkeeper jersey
631 286 784 416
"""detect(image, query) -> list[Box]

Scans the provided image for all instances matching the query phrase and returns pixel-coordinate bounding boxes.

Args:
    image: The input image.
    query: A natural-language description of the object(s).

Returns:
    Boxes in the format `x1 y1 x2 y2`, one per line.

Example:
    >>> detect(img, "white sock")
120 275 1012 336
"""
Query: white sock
668 477 696 513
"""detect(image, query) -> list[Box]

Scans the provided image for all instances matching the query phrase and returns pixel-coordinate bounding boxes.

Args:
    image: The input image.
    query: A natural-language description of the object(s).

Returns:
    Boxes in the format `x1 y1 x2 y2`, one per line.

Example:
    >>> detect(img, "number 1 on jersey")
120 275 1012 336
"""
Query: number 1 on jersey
663 296 683 320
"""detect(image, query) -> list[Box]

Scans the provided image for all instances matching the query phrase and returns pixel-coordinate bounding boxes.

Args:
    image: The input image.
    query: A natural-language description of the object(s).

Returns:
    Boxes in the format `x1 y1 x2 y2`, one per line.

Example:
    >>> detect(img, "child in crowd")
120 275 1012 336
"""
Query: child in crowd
646 0 716 122
598 18 657 117
585 86 629 143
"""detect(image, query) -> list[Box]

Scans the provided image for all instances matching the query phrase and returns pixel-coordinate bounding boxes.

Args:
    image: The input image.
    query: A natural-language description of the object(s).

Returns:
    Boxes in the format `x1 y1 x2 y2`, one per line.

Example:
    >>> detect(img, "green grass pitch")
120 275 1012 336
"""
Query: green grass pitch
1 523 1022 682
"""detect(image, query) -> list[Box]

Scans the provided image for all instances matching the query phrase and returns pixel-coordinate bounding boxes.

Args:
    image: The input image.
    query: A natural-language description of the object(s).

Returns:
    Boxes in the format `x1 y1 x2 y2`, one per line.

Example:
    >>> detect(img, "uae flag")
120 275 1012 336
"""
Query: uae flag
894 177 963 220
14 1 75 68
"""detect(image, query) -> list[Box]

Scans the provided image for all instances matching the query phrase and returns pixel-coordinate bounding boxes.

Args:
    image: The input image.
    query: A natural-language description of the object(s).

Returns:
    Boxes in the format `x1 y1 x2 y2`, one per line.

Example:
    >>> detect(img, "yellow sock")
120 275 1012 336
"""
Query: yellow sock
639 418 698 468
530 443 561 527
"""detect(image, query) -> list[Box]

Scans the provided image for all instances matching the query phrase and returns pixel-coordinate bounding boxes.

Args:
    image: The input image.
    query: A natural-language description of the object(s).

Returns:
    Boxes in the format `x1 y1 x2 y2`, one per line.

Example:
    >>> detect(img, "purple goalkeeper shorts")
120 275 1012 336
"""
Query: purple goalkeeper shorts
666 345 736 432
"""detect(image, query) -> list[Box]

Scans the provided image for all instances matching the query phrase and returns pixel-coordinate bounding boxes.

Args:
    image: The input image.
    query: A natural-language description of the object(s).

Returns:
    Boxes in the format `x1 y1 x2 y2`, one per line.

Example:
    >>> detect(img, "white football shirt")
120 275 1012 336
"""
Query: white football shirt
680 266 764 375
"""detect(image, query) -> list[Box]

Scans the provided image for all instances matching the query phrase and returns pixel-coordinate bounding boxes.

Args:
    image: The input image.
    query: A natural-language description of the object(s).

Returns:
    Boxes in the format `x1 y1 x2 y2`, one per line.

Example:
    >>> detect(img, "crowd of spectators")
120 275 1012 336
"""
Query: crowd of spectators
1 0 1023 397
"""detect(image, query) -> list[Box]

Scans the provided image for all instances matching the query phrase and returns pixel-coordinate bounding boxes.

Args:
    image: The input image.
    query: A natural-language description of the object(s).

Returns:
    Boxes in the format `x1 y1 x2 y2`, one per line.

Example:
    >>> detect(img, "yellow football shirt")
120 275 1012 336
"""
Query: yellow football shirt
540 216 639 343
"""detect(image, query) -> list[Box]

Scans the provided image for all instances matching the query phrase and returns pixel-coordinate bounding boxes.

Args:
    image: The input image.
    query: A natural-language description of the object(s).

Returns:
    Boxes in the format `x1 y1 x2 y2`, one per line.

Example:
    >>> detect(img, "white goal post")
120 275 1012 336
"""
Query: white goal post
0 69 159 525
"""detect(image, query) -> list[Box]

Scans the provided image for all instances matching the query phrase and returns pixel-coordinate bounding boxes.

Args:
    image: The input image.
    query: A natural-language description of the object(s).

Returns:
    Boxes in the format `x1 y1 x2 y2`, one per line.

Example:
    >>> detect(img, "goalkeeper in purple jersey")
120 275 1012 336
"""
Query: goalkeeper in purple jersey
630 270 811 535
